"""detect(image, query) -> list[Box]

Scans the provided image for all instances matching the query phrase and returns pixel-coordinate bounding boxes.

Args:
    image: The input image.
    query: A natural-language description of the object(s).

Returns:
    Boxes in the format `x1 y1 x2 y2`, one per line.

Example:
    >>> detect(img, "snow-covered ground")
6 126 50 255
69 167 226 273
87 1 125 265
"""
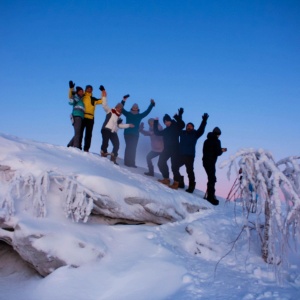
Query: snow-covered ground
0 133 299 300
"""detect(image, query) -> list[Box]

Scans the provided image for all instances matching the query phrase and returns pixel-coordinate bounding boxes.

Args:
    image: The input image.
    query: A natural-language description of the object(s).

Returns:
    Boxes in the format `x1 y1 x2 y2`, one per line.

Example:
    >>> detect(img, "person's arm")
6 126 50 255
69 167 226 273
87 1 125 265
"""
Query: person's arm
173 108 185 130
119 123 134 129
101 96 110 113
68 80 76 99
153 119 164 136
139 99 155 119
196 113 209 138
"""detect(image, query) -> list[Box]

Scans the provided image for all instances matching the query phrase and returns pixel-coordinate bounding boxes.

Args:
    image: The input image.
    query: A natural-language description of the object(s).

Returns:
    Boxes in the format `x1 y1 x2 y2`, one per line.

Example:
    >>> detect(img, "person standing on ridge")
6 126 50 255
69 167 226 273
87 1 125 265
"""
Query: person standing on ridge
121 97 155 168
139 118 164 176
100 86 134 165
202 126 227 205
67 80 85 149
153 108 185 189
80 84 103 152
178 113 209 193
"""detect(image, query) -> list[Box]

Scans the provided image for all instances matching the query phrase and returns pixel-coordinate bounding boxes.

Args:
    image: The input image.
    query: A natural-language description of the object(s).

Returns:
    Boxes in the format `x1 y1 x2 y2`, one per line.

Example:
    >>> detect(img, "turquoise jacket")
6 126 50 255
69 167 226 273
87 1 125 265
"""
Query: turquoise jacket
121 102 154 136
69 88 85 118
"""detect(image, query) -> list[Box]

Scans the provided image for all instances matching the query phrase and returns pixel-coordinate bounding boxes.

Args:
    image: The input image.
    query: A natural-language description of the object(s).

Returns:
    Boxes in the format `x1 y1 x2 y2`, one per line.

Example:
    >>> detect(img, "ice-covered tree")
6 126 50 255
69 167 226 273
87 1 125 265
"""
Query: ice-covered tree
221 149 300 267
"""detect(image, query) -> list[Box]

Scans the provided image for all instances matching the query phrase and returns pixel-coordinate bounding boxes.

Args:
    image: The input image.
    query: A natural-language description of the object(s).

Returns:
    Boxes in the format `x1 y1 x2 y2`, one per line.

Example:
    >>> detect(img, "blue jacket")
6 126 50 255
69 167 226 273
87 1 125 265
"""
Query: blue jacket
121 101 154 136
179 119 207 156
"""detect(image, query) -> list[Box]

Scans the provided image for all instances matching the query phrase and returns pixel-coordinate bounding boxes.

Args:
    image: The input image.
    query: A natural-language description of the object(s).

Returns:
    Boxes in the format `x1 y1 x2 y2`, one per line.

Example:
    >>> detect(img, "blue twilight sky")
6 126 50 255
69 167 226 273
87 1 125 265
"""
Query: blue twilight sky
1 0 299 196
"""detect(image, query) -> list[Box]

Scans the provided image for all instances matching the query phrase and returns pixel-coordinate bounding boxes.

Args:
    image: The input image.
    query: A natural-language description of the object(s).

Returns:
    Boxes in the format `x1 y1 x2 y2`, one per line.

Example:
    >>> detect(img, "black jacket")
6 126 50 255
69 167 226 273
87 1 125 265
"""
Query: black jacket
153 117 185 151
202 132 223 164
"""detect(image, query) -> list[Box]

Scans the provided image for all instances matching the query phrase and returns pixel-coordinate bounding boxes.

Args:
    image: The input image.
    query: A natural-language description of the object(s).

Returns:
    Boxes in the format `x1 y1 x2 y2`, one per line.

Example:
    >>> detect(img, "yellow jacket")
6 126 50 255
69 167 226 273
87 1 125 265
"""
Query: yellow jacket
82 92 102 119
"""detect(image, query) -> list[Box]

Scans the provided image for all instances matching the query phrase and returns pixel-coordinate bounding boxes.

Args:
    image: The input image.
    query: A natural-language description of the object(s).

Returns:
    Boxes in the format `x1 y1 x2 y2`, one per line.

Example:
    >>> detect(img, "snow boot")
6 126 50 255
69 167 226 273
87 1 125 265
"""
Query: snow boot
101 150 110 157
169 181 179 190
110 154 118 165
186 182 196 193
178 176 185 188
205 194 219 206
158 178 170 185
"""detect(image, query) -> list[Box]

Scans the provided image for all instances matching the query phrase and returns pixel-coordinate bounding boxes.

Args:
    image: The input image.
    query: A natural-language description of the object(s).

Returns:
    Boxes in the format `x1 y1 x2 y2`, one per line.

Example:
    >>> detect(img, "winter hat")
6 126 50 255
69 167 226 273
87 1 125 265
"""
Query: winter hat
115 103 123 110
187 122 195 128
213 127 221 135
163 114 172 123
76 86 83 93
131 103 139 111
85 85 93 90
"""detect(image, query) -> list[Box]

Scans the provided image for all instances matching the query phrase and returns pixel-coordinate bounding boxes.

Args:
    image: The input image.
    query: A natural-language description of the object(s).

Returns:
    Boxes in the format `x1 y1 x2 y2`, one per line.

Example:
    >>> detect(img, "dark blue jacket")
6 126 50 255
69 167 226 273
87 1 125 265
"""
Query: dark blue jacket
179 119 207 156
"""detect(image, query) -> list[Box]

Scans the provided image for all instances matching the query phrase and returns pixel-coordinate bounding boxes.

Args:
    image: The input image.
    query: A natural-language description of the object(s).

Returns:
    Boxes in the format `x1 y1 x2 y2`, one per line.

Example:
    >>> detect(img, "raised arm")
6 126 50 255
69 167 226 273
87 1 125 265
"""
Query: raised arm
196 113 209 138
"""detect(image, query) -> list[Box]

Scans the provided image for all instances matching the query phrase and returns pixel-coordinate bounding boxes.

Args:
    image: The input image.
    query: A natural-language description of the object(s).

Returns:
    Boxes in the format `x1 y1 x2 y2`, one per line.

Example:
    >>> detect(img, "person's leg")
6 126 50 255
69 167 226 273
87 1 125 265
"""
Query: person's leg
84 118 94 152
101 129 110 155
124 135 138 167
73 117 83 149
130 135 139 166
80 118 87 150
157 150 171 182
111 132 120 157
145 151 155 174
124 134 131 166
203 162 218 205
170 152 182 182
110 132 120 164
184 155 196 192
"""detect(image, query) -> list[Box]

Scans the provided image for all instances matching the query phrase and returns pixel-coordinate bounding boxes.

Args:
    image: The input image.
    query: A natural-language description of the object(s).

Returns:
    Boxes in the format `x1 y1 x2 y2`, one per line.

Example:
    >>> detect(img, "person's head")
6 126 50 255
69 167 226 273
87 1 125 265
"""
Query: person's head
131 103 139 113
213 127 221 137
115 103 123 114
85 85 93 93
186 122 194 132
76 86 84 97
163 114 172 127
148 118 155 127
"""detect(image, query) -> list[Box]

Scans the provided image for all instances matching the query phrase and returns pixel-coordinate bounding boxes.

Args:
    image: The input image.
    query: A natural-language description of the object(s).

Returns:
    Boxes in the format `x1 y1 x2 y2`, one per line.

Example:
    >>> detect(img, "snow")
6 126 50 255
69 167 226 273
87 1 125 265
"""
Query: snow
0 132 299 300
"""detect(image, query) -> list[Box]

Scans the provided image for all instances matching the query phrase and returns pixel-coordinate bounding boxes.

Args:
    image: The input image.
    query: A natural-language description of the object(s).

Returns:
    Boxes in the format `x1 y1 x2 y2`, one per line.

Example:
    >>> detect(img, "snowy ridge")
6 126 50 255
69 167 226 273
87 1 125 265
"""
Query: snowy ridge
0 133 299 300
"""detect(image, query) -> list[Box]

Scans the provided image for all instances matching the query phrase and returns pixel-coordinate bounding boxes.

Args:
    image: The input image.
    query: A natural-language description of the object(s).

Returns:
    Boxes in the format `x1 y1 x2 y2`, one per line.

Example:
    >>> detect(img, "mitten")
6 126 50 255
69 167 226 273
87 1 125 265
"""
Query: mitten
202 113 209 121
123 94 130 99
150 99 155 106
178 107 184 117
69 80 75 88
99 85 105 91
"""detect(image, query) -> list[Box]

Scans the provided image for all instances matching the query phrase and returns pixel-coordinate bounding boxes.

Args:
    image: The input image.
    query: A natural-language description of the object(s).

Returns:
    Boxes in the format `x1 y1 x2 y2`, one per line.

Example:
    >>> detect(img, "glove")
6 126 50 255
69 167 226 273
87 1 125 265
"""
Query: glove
123 94 130 99
178 108 184 117
69 80 75 88
202 113 209 121
150 99 155 106
99 85 105 91
117 118 123 125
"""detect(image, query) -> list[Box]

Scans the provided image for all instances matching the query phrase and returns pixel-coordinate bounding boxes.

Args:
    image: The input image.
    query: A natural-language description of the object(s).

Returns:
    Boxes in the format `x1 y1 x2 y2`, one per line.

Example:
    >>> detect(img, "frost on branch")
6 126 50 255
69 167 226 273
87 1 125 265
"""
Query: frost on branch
221 149 300 268
0 167 95 223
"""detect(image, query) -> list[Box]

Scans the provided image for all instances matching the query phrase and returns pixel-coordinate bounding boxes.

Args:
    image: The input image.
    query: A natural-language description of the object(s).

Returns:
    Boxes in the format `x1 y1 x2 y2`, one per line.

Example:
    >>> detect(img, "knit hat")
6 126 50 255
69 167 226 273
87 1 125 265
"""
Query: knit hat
163 114 172 123
85 85 93 90
187 122 194 128
76 86 83 93
115 103 123 110
131 103 139 111
213 127 221 135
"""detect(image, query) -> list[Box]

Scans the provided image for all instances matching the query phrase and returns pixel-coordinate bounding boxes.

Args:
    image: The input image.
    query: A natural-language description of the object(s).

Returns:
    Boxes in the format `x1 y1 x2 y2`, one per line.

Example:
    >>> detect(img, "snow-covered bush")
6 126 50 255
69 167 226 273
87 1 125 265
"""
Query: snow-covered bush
221 149 300 268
